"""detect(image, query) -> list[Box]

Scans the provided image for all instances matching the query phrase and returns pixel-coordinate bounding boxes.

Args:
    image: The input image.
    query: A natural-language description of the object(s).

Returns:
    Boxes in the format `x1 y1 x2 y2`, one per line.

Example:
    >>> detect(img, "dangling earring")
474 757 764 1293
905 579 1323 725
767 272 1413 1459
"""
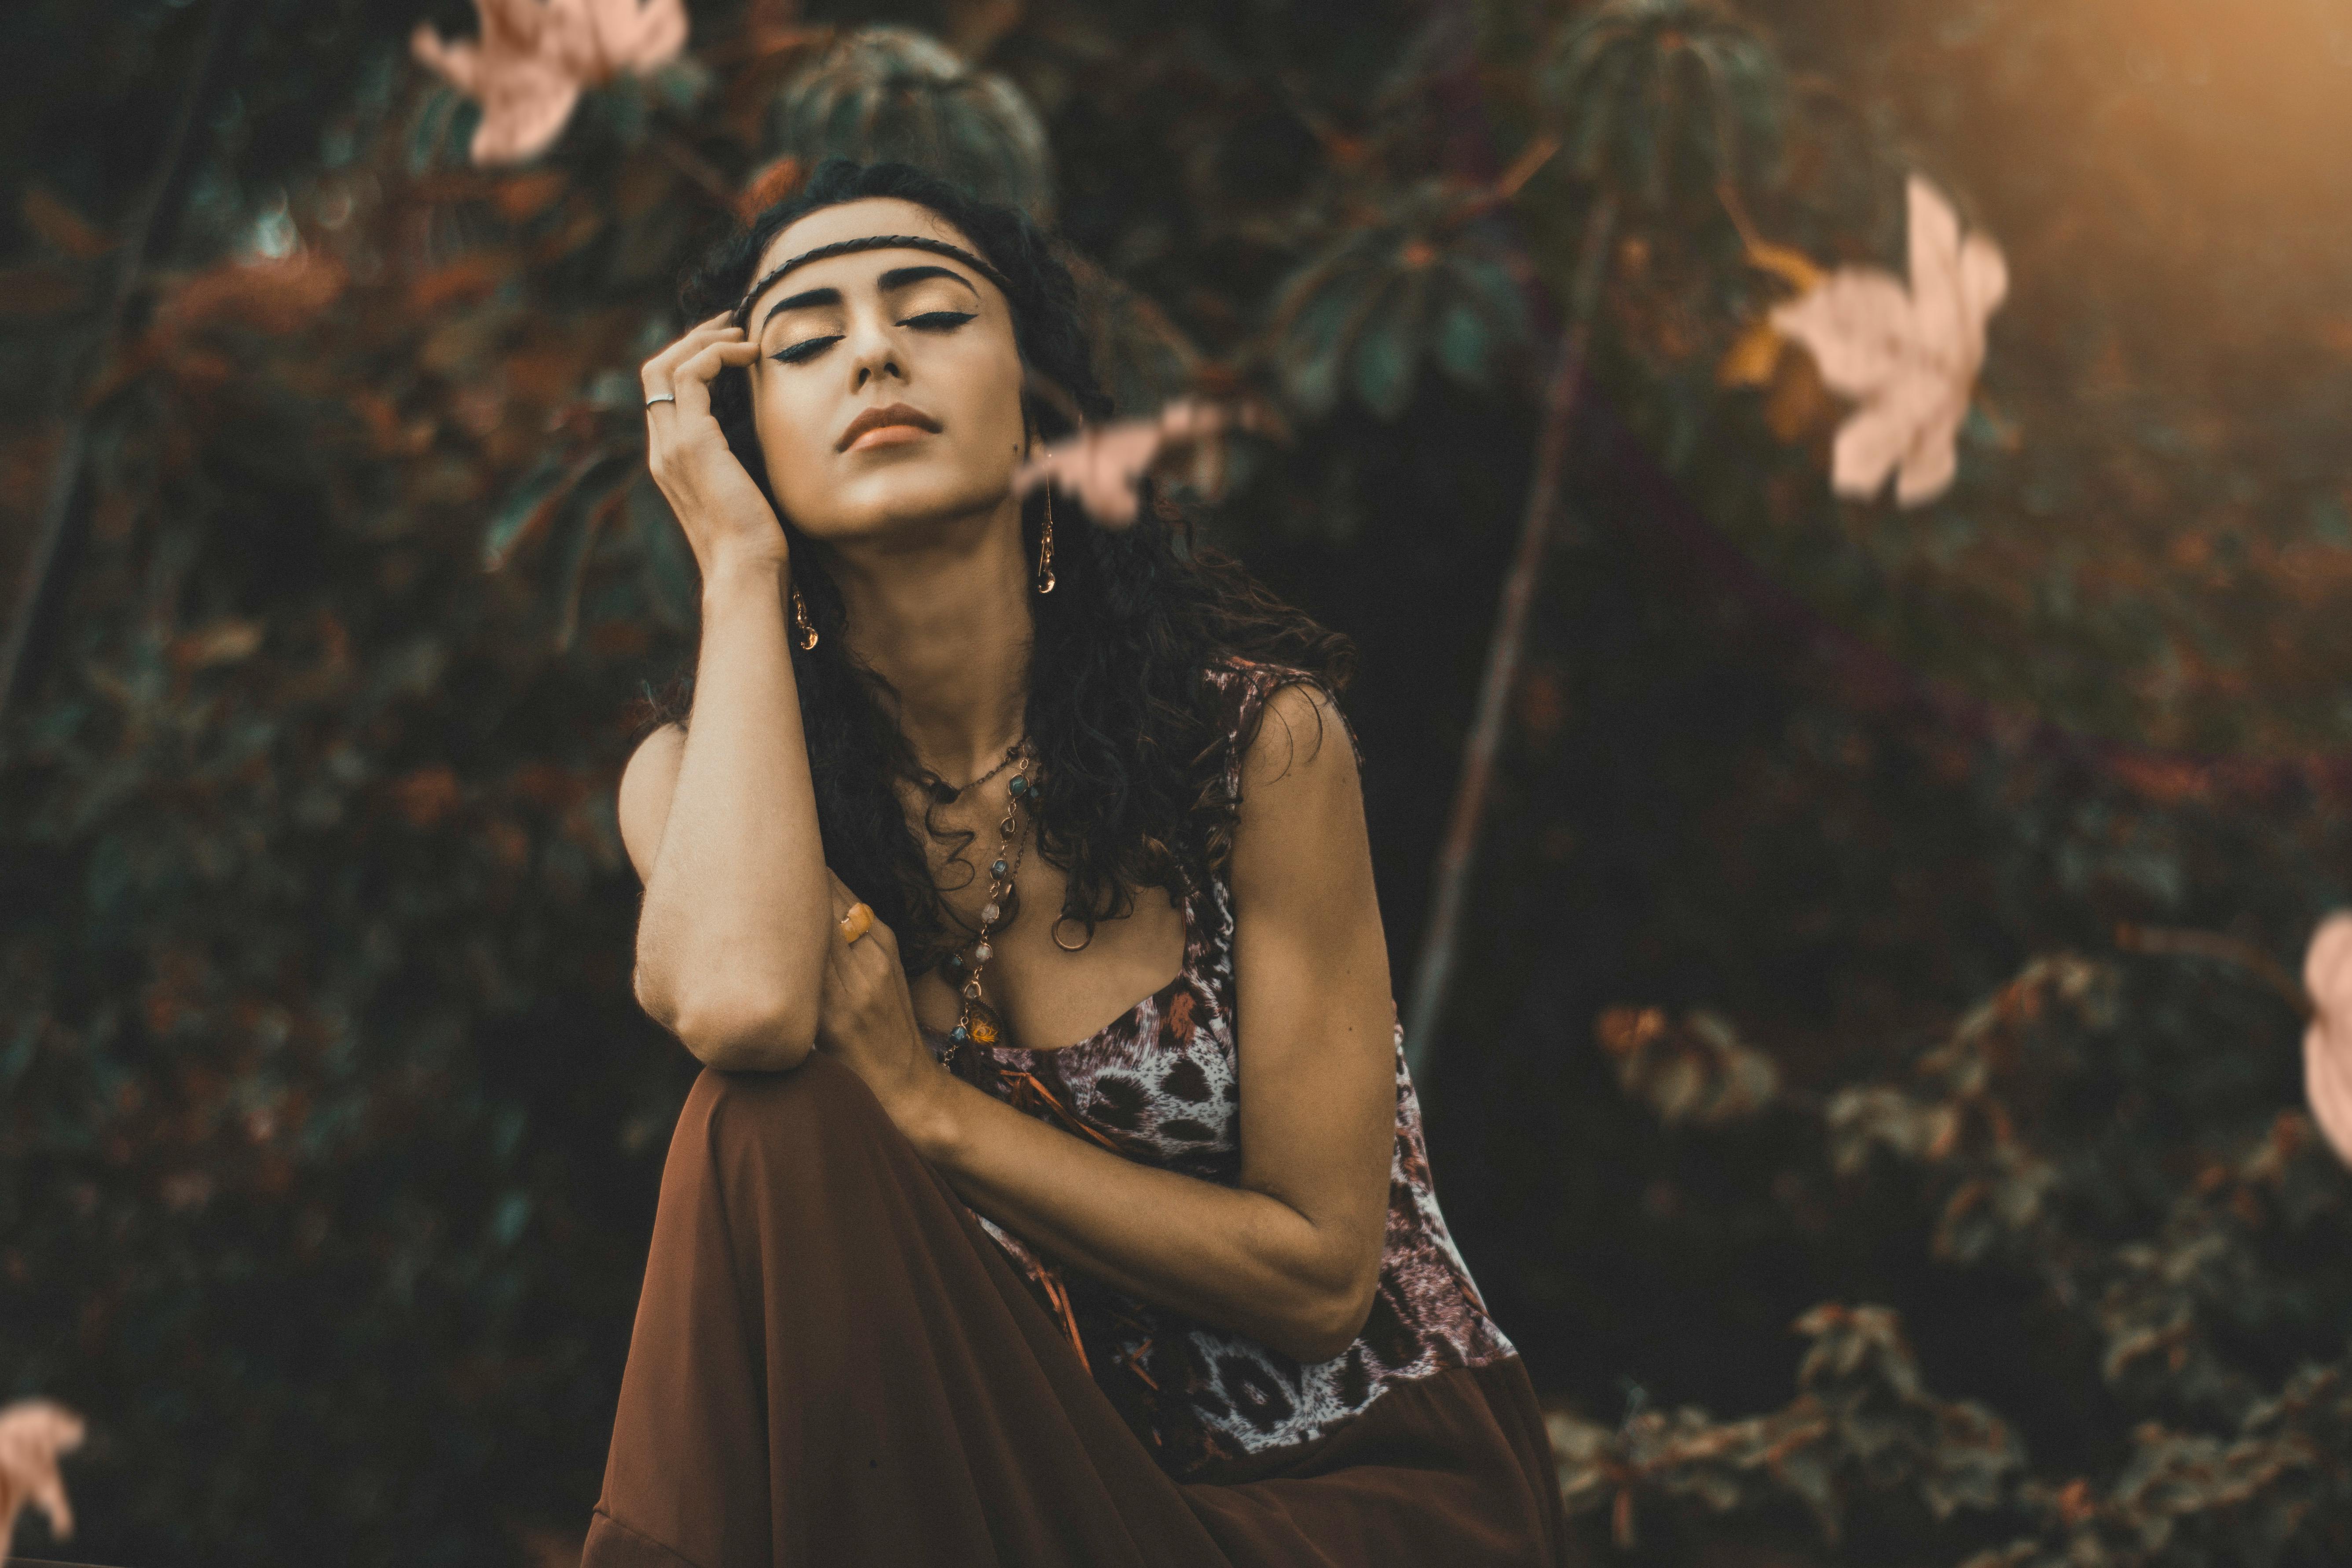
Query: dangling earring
1035 488 1057 594
791 587 819 651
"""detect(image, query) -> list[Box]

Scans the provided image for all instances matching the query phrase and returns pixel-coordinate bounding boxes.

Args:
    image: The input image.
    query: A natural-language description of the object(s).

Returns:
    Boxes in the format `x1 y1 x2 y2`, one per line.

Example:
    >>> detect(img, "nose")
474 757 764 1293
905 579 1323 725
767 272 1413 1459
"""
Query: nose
843 309 907 392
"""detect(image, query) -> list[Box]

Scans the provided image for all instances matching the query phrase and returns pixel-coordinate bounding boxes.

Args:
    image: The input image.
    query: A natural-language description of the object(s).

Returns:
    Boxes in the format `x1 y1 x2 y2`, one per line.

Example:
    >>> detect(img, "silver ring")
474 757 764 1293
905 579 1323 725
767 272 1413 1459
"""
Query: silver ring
644 392 676 408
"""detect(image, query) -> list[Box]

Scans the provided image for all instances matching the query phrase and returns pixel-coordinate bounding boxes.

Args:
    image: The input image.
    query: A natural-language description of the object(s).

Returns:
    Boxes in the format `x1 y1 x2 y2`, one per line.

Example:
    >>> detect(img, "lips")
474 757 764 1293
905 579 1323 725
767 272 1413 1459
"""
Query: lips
836 402 943 452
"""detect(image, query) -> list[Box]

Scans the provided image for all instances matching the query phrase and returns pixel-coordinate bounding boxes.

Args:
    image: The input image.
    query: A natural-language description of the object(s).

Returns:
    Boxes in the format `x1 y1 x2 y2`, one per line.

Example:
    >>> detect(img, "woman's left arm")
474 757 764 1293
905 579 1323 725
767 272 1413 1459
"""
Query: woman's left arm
820 683 1397 1363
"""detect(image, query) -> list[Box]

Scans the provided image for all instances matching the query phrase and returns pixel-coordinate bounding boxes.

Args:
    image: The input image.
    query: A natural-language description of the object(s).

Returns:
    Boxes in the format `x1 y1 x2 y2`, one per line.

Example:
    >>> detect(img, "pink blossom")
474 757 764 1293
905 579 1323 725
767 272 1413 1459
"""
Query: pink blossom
0 1399 84 1565
412 0 689 166
1770 175 2008 508
1011 399 1262 528
2303 912 2352 1166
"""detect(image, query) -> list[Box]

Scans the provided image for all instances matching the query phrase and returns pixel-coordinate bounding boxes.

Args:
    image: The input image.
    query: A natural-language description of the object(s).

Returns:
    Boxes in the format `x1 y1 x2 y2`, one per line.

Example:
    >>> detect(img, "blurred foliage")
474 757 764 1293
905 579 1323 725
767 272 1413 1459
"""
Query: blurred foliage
1549 1303 2024 1551
1596 1004 1780 1127
762 25 1055 218
1564 945 2352 1562
5 0 2352 1564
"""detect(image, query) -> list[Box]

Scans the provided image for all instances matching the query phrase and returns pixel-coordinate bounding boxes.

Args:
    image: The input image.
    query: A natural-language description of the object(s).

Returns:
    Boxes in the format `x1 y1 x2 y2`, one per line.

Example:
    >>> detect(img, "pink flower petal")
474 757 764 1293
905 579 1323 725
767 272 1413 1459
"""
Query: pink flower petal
583 0 688 74
1893 420 1962 508
471 58 586 165
0 1399 85 1560
1958 234 2010 328
1011 399 1238 529
412 0 691 167
1769 174 2006 512
2305 1022 2352 1168
2303 911 2352 1017
2302 912 2352 1169
1771 273 1914 399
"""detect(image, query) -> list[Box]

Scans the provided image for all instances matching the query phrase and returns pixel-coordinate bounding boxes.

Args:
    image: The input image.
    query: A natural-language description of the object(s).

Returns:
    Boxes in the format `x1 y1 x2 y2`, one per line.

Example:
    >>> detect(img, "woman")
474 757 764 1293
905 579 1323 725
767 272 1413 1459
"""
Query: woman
589 158 1570 1567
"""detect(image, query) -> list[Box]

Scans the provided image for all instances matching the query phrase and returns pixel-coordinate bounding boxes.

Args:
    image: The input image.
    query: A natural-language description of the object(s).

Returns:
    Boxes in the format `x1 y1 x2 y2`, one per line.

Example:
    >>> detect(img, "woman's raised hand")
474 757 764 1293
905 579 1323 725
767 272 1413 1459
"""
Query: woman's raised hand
641 311 783 577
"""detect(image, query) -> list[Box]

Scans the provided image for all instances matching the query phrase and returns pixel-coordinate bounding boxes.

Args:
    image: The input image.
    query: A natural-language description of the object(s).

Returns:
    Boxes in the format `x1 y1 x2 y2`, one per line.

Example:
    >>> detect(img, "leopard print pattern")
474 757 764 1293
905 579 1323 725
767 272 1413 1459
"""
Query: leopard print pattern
927 661 1517 1477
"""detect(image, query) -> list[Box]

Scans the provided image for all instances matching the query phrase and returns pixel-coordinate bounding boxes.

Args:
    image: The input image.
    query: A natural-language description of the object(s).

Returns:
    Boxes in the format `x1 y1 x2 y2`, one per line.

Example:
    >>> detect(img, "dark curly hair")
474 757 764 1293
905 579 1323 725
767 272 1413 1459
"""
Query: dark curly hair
654 158 1352 976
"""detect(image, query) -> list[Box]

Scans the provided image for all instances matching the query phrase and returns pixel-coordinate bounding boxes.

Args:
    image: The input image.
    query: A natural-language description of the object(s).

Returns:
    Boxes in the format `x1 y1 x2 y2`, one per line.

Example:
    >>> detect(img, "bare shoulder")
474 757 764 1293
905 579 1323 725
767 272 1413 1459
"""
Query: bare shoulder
1231 681 1367 896
1237 679 1359 799
617 721 687 884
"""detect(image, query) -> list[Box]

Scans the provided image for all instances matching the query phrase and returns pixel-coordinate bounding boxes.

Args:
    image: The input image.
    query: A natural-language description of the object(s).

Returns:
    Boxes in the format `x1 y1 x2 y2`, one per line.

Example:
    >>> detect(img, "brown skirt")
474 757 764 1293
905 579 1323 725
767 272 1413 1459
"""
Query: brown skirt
583 1054 1574 1567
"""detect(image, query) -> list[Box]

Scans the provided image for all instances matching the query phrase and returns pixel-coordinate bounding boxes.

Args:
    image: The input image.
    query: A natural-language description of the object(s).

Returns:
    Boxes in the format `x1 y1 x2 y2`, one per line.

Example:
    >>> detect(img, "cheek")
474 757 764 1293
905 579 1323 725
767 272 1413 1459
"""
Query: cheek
751 373 839 513
935 339 1031 460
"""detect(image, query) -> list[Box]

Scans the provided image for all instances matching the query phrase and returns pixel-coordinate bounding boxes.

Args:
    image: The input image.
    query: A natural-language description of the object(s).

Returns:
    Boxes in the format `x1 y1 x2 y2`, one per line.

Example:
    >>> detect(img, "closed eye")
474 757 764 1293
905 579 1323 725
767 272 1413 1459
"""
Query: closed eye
769 312 975 367
770 334 841 366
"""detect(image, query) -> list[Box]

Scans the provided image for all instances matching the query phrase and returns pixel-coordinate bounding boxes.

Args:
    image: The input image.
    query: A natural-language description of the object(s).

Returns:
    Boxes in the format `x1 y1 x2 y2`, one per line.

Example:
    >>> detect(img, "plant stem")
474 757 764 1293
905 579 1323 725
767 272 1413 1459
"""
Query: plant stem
0 0 249 735
1403 194 1616 1084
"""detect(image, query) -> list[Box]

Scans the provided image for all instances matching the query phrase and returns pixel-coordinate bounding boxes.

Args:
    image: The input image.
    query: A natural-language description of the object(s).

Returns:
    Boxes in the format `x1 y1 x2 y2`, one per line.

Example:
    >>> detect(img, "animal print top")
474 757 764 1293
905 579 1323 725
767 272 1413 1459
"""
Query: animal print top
920 659 1517 1479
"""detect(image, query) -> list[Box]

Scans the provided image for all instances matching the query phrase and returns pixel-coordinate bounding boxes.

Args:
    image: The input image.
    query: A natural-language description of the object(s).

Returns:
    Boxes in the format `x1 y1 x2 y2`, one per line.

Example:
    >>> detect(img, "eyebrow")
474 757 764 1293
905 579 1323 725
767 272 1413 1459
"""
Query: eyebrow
757 264 982 330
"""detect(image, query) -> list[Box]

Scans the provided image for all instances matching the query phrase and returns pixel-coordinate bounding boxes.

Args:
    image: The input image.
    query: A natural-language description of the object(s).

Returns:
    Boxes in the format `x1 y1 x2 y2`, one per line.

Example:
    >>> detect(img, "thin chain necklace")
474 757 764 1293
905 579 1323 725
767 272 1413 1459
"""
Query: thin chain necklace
941 747 1037 1069
923 734 1028 806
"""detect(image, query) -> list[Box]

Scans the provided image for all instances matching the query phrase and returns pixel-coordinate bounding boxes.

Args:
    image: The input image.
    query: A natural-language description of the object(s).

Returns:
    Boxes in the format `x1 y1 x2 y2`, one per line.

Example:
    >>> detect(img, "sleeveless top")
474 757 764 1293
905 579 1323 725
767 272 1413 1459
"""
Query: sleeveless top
918 659 1517 1479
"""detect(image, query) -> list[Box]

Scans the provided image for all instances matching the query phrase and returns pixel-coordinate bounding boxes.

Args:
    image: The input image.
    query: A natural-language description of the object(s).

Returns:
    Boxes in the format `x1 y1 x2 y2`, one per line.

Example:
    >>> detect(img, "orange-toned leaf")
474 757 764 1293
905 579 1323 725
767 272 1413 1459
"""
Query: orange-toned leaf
18 187 110 260
1717 317 1784 388
391 766 464 830
492 169 572 220
169 619 265 672
737 155 806 221
161 253 349 336
1744 237 1823 295
409 252 516 314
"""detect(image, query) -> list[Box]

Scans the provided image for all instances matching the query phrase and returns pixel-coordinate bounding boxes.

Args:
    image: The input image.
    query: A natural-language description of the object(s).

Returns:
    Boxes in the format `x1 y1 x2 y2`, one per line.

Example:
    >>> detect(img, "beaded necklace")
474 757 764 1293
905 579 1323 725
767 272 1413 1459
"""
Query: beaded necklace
939 746 1037 1069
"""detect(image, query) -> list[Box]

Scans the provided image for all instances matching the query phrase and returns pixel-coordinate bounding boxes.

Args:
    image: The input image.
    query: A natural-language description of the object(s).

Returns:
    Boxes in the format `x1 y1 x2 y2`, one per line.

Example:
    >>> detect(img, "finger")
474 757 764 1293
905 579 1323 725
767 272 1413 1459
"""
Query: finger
640 320 749 396
641 323 740 392
670 339 759 422
643 331 747 403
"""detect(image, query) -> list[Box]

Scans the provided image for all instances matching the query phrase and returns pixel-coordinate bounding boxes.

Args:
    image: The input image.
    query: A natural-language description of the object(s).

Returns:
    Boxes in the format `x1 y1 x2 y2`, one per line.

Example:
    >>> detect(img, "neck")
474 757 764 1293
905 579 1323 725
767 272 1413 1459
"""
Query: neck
824 491 1033 783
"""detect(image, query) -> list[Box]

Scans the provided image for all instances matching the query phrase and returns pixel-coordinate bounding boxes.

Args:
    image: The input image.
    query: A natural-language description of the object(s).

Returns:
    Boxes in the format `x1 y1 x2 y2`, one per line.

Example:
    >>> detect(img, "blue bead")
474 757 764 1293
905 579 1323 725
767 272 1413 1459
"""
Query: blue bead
991 858 1009 878
1007 775 1027 796
950 1024 970 1043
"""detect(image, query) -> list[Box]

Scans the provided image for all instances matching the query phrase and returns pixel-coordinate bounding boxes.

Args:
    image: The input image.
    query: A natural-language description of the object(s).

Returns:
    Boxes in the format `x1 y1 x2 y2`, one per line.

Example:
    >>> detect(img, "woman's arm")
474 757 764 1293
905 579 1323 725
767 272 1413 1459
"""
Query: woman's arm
618 317 832 1071
857 683 1397 1363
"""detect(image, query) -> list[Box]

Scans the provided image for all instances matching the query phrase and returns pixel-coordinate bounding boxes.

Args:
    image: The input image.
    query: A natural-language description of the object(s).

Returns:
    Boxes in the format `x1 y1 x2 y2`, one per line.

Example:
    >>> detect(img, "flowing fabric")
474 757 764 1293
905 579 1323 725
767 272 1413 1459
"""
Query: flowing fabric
582 1057 1572 1566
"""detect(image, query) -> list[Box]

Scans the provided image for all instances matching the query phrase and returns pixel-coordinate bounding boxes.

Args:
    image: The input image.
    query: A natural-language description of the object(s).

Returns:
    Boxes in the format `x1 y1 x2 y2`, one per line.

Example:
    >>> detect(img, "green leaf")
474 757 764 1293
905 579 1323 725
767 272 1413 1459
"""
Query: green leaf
1283 287 1356 414
769 28 1055 219
482 448 618 573
482 458 576 573
1351 309 1415 420
1435 296 1491 387
547 484 626 652
488 1190 532 1248
406 87 479 177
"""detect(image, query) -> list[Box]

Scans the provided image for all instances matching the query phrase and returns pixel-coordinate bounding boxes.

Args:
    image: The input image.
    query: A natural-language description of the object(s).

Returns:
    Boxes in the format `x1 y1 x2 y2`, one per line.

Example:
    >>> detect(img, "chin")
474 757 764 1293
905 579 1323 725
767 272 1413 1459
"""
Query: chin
811 468 1014 540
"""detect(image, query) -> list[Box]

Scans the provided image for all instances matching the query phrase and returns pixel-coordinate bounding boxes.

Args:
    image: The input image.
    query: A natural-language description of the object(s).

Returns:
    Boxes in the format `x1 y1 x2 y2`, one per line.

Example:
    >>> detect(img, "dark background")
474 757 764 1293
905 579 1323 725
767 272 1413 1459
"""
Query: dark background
6 0 2352 1563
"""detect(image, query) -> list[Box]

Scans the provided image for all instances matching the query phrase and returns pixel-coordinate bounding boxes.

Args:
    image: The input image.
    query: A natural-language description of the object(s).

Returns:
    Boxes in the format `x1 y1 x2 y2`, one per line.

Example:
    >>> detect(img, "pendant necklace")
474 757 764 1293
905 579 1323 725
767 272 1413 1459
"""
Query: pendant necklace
940 745 1037 1069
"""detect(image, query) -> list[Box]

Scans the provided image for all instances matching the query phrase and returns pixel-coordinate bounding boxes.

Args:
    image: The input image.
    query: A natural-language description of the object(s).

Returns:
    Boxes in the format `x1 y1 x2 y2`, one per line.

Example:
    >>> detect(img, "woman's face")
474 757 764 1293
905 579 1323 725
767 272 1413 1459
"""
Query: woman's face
740 197 1029 544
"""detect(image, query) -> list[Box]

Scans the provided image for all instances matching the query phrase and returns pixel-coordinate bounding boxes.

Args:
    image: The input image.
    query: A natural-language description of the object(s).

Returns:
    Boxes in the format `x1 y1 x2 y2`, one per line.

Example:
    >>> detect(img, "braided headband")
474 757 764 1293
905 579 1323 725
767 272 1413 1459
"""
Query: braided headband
731 234 1018 330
